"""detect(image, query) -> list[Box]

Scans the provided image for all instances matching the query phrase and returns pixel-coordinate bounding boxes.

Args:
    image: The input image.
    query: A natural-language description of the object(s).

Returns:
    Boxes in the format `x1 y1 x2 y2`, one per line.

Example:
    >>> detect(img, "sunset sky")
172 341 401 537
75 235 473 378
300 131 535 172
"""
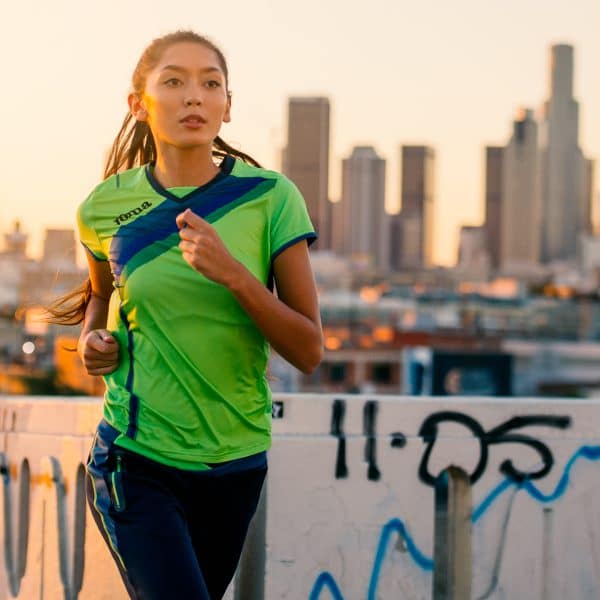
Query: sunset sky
2 0 600 265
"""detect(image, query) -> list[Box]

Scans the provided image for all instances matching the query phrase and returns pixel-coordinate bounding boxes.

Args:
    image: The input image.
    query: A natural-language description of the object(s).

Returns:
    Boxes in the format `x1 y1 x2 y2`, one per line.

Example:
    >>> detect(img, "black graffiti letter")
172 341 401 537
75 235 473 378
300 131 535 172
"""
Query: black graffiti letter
486 415 571 482
330 399 348 479
363 400 381 481
418 411 489 486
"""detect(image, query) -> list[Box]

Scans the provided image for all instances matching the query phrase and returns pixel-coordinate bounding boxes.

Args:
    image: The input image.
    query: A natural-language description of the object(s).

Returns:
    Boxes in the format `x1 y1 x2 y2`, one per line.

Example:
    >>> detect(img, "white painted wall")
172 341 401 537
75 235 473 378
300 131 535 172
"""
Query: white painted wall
0 395 599 599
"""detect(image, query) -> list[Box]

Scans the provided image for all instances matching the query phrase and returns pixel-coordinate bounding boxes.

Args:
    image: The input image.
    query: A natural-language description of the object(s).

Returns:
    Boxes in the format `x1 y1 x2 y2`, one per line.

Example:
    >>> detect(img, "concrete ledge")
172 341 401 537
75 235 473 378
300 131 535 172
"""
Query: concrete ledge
1 394 599 598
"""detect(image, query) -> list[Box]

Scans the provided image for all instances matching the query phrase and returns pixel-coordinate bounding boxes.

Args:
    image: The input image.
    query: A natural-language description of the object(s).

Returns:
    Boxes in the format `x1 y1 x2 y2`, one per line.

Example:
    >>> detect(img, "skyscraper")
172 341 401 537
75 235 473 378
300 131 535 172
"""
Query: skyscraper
0 222 29 308
19 228 83 308
500 109 542 271
540 44 588 262
457 225 489 274
484 146 504 269
582 158 595 236
4 221 27 257
42 228 77 269
337 146 389 269
282 97 331 249
394 146 435 269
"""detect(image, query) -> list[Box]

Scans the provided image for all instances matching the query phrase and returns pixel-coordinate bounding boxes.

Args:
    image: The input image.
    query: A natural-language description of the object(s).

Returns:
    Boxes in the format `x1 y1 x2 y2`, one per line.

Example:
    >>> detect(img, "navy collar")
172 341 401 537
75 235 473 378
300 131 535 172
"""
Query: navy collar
144 155 236 203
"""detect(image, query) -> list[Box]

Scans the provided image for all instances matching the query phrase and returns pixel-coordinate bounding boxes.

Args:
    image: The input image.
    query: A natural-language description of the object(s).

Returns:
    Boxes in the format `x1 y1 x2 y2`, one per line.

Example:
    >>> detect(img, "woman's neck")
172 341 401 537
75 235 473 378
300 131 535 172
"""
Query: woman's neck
152 144 220 188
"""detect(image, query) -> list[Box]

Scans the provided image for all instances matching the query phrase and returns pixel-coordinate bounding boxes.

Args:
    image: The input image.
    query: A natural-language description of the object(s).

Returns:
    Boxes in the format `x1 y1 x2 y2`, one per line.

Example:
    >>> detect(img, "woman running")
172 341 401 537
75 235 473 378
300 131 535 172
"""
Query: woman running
52 30 322 599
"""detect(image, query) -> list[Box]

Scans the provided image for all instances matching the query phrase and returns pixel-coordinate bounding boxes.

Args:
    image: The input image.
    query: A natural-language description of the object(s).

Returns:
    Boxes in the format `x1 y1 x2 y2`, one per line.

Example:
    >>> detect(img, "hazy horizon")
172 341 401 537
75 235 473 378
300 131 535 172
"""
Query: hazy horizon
2 0 600 265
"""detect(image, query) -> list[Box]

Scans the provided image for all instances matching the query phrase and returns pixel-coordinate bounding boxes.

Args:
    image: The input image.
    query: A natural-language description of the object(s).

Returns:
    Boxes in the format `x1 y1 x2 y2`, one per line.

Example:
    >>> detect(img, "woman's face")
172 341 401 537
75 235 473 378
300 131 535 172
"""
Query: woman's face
132 42 231 150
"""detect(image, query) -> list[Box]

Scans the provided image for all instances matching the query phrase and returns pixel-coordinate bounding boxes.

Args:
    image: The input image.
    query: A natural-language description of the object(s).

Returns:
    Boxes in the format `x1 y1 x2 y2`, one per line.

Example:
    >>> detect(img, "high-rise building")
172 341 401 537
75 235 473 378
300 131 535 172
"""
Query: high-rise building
337 146 389 269
282 97 331 249
394 146 435 269
500 109 542 271
389 215 402 271
20 229 83 307
484 147 504 269
4 221 28 257
0 222 29 308
389 212 424 272
457 225 490 275
582 158 595 236
331 199 345 257
593 192 600 236
540 44 588 262
42 229 77 270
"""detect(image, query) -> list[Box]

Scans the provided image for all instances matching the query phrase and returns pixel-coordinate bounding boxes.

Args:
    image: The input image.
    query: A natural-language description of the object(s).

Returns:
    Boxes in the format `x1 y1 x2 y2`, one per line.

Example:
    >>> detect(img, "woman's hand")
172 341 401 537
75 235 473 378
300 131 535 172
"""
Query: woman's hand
78 329 119 376
176 209 243 287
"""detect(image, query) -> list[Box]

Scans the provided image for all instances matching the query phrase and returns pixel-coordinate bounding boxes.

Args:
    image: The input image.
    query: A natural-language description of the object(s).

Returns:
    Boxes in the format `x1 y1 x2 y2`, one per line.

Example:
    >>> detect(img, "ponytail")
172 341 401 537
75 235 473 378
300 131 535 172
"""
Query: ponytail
104 114 156 179
213 136 261 168
45 278 92 326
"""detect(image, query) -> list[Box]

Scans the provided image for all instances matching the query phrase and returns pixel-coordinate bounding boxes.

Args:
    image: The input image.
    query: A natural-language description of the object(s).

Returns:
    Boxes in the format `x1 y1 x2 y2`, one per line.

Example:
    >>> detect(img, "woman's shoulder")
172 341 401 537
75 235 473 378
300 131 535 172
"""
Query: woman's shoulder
81 165 148 206
231 159 298 193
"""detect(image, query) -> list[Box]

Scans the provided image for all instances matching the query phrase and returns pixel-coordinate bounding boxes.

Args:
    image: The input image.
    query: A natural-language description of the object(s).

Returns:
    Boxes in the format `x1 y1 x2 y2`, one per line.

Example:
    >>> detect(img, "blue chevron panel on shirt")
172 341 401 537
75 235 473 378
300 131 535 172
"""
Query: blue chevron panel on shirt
108 175 272 281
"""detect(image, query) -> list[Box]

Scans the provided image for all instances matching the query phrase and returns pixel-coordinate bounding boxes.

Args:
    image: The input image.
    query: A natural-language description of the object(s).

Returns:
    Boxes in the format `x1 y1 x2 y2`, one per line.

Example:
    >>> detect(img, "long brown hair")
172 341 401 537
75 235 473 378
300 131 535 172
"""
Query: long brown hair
47 31 260 325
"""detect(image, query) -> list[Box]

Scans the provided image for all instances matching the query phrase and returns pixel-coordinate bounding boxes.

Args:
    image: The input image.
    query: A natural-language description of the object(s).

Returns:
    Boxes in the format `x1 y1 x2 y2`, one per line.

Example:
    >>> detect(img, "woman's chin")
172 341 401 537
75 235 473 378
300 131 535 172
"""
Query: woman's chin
165 137 217 151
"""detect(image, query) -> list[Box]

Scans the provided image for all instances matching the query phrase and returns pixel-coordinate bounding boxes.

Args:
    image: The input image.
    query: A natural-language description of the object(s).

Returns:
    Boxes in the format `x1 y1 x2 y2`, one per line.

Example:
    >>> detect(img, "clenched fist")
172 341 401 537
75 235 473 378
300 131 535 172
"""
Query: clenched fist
78 329 119 376
176 209 243 287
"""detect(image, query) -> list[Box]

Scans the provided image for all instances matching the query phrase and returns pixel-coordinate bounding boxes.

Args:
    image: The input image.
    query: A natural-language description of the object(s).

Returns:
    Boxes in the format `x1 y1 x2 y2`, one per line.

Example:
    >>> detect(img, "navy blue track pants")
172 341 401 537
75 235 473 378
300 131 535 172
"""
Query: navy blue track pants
86 420 267 600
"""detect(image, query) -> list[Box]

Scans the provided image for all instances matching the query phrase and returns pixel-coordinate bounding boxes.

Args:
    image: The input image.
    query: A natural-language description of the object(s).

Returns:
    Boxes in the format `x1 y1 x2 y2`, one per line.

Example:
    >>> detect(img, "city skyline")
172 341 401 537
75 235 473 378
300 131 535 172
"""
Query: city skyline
2 1 600 265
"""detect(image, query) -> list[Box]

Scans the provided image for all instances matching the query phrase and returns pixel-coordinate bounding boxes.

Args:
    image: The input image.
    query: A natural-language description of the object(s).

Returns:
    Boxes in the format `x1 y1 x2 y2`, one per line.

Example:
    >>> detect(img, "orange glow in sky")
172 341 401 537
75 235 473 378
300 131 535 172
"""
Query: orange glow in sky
1 0 599 265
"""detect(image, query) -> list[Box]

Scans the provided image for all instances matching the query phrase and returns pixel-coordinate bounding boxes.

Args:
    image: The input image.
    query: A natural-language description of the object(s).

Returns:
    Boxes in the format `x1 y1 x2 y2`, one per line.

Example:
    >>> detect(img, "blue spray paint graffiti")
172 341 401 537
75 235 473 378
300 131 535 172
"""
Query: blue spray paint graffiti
310 573 345 600
472 444 600 522
366 518 434 599
309 444 600 600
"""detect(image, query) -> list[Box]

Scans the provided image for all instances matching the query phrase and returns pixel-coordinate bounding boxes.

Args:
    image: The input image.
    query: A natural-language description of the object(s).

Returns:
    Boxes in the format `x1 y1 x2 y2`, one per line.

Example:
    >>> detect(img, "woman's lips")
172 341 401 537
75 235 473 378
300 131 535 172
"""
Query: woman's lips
180 115 207 129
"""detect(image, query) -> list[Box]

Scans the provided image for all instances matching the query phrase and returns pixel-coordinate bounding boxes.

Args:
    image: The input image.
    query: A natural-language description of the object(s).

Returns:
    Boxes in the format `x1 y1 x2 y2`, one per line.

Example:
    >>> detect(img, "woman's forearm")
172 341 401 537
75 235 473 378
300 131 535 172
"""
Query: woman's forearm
77 294 120 375
227 267 322 374
78 295 110 349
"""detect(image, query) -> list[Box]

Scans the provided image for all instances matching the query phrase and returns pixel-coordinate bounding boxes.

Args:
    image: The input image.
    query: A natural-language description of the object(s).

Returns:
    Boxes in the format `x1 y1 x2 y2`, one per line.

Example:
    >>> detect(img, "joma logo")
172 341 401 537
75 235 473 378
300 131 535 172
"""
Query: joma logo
114 201 153 225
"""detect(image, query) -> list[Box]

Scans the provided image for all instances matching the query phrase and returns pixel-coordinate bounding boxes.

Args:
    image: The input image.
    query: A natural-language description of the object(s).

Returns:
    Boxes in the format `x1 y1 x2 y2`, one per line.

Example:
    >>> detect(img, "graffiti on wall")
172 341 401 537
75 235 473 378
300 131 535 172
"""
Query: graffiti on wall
0 454 30 597
310 398 600 600
331 398 572 485
0 454 86 600
417 411 571 485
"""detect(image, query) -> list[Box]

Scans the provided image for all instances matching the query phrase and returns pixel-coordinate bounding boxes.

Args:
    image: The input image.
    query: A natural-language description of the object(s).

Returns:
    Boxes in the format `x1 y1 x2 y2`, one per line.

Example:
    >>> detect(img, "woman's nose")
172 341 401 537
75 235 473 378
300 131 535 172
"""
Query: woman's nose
184 84 204 106
185 96 202 106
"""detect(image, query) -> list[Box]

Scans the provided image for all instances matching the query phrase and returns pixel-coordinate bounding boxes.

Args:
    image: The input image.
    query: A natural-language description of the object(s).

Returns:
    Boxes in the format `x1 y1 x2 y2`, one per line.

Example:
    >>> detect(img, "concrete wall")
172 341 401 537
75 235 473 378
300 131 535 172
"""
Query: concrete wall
0 395 599 599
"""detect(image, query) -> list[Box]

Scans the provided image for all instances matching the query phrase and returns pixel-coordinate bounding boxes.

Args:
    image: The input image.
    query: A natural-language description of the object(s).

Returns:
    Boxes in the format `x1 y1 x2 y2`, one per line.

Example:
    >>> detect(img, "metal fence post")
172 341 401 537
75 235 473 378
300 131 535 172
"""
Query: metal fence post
433 466 472 600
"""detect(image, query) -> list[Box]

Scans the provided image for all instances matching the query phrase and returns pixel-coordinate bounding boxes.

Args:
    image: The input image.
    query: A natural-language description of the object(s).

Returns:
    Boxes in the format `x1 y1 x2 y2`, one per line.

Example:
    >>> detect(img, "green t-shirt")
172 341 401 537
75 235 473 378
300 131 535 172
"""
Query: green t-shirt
77 156 316 469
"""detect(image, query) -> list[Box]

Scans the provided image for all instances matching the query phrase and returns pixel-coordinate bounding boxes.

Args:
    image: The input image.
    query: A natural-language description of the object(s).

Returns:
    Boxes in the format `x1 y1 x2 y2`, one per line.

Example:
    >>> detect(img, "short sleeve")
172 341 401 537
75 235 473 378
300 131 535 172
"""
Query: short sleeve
270 176 318 260
77 193 108 261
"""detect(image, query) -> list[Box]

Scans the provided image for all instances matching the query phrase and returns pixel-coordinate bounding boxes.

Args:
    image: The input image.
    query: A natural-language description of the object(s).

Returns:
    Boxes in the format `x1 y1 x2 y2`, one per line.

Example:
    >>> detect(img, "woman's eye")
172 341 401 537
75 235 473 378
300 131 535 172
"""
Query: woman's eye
205 80 221 88
164 78 182 87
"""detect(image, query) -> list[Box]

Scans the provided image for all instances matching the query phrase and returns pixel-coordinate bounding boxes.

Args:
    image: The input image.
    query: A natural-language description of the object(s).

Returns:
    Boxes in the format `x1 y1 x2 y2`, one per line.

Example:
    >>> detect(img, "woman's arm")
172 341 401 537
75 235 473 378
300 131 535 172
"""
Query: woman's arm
78 256 120 375
231 240 323 374
177 209 323 374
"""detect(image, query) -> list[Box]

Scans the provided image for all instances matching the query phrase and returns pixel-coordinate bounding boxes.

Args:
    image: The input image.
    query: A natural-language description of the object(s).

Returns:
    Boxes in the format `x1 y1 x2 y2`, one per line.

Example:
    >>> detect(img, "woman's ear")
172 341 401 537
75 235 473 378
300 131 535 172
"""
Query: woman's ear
223 91 232 123
128 93 148 122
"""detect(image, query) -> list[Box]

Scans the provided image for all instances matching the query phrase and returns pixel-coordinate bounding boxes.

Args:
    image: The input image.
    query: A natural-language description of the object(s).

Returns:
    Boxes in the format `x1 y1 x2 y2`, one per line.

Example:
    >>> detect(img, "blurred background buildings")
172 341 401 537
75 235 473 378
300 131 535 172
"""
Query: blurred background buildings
3 43 600 401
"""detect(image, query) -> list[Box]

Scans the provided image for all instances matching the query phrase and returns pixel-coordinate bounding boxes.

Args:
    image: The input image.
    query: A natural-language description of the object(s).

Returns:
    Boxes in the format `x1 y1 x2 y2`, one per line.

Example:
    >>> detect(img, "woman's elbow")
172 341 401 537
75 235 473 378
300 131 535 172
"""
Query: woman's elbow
298 339 323 375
